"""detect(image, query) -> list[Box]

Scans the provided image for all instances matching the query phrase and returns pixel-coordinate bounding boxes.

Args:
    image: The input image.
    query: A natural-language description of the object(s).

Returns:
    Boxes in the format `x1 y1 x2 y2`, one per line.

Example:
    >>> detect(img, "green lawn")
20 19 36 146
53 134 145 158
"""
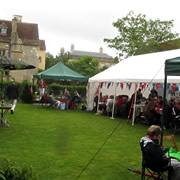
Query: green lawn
0 103 179 180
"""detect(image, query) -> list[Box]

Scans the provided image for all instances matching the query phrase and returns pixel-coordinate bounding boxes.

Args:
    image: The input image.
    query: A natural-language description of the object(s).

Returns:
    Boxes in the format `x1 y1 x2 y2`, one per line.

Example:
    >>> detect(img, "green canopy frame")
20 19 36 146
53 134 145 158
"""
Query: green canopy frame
161 56 180 146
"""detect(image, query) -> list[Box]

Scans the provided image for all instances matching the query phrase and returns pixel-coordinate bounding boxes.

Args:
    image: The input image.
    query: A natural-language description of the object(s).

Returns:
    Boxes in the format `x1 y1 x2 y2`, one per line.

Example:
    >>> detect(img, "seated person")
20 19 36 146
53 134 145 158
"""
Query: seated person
140 125 180 180
49 91 61 108
150 88 158 98
143 97 161 125
68 91 80 110
102 95 108 103
172 100 180 117
41 93 49 103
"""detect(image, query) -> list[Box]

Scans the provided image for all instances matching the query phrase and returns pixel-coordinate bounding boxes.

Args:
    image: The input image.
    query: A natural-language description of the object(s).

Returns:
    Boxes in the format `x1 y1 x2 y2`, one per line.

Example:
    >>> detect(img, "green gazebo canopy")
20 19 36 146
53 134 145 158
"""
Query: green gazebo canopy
34 61 88 81
165 56 180 76
161 56 180 146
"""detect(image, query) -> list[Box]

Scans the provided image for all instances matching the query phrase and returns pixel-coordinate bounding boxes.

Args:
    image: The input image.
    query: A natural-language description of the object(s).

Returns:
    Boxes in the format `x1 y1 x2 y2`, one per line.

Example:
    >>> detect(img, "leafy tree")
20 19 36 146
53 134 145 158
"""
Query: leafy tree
55 51 72 64
113 56 119 63
66 56 100 78
104 11 179 59
45 52 55 69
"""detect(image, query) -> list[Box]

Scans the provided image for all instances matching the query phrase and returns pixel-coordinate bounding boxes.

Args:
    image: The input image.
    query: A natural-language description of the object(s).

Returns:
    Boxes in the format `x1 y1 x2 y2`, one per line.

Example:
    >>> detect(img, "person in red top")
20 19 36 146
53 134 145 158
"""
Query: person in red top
38 79 46 100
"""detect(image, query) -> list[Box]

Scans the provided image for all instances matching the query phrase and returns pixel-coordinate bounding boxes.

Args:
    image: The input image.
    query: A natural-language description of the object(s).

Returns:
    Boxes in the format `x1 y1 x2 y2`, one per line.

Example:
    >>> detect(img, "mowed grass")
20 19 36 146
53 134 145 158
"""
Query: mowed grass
0 103 179 180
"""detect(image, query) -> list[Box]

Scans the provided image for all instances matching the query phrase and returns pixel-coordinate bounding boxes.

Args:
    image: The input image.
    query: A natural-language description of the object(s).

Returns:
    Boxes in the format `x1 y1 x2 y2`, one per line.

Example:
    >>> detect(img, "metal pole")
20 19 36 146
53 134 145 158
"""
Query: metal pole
96 85 100 115
160 61 168 146
111 82 117 119
132 90 137 126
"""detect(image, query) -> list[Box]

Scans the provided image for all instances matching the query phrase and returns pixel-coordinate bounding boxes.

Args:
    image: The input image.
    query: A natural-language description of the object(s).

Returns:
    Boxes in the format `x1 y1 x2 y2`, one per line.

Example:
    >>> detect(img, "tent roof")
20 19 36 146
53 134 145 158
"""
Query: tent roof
34 61 88 81
0 56 35 70
89 49 180 83
165 57 180 76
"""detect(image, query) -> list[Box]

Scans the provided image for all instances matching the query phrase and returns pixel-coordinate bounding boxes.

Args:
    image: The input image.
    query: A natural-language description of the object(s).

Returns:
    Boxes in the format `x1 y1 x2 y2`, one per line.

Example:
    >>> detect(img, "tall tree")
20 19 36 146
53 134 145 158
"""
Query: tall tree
45 52 55 69
55 50 72 64
66 56 100 78
104 11 179 60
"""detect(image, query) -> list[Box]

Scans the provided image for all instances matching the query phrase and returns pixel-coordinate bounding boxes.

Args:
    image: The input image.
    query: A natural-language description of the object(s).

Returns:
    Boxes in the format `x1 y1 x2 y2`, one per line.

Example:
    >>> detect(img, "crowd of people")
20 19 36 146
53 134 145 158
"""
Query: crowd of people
93 88 180 129
37 79 82 110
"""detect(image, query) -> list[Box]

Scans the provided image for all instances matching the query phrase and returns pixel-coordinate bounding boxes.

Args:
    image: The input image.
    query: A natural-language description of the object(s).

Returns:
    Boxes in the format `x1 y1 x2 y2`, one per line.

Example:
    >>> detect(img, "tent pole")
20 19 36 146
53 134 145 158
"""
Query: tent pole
96 85 100 115
160 61 168 146
128 83 138 124
87 83 90 111
111 82 117 119
132 87 137 126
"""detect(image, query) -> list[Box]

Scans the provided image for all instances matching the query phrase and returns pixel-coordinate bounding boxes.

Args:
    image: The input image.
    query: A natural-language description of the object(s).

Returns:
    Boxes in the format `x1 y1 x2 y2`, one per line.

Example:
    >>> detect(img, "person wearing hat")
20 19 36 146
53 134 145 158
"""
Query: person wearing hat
6 79 19 114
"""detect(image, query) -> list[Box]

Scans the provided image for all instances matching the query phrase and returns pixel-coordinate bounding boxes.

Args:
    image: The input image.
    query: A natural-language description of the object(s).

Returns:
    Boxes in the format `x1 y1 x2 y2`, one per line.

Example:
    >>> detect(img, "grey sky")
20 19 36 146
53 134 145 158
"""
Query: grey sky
1 0 180 57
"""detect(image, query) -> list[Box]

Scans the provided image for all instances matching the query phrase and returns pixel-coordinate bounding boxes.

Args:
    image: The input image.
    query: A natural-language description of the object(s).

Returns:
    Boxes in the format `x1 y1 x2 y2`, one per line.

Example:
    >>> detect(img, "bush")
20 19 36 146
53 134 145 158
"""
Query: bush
20 81 33 103
47 83 87 97
0 159 35 180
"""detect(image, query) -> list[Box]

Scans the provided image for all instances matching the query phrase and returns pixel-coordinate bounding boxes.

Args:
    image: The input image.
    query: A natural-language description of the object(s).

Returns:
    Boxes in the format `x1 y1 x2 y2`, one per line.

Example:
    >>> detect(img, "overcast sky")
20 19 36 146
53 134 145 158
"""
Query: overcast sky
1 0 180 57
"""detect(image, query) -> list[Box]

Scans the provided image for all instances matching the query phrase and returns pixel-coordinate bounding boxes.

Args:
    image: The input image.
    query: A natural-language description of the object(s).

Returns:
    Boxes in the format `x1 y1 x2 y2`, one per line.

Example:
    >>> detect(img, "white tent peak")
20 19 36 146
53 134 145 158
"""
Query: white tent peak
89 49 180 83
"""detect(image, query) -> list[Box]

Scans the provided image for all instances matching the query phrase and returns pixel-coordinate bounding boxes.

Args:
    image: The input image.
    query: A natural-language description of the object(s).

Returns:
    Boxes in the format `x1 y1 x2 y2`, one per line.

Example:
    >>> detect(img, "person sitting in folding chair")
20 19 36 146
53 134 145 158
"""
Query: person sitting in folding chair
48 91 61 108
140 125 180 180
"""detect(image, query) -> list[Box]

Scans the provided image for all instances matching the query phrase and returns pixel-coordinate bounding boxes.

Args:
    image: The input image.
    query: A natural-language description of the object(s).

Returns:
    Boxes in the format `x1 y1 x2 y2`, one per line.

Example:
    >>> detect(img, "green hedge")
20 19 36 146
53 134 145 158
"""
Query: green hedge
0 81 87 103
0 81 36 103
47 83 86 97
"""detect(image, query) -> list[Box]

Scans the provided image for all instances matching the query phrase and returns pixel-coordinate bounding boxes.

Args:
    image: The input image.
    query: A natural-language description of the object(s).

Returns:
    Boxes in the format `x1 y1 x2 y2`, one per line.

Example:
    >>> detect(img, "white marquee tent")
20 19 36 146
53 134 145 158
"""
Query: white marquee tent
87 49 180 119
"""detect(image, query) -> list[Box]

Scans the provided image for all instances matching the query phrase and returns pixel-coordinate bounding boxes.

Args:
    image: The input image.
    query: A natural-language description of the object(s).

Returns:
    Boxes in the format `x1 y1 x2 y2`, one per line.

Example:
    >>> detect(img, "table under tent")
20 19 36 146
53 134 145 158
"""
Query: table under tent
87 49 180 126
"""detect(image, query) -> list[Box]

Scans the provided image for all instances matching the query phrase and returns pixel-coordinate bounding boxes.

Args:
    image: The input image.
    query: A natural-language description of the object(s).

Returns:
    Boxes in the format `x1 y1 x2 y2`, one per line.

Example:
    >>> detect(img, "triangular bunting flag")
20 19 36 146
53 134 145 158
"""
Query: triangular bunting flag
156 83 160 89
172 84 176 91
107 82 111 88
120 83 123 89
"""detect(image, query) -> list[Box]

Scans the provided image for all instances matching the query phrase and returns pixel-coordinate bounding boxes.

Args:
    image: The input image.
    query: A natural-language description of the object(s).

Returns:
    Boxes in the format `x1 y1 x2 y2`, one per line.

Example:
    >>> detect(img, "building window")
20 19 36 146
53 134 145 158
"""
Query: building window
39 56 42 63
0 23 8 36
0 50 5 56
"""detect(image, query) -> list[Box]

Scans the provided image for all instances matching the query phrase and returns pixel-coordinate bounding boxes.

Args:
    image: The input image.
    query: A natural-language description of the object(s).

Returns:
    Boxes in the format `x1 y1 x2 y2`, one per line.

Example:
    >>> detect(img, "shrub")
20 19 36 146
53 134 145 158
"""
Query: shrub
20 81 33 103
0 159 35 180
47 83 86 97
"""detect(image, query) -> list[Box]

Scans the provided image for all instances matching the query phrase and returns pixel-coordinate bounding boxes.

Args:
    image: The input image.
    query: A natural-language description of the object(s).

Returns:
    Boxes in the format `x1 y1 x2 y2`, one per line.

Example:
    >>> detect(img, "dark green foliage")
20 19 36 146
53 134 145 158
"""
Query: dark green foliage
20 81 33 103
0 159 35 180
47 83 86 97
66 56 100 78
55 51 72 64
45 51 72 69
45 52 55 69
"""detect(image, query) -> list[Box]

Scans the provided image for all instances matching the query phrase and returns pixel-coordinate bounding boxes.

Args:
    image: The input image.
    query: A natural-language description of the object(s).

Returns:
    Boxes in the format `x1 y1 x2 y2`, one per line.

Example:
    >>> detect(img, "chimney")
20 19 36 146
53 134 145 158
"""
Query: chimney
71 44 74 51
13 15 22 22
11 16 19 43
99 47 103 53
12 17 18 33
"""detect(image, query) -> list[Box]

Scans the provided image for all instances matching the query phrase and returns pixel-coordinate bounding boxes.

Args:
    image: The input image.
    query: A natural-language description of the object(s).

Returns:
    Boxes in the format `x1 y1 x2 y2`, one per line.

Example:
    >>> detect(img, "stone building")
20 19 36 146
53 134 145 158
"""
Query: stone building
69 44 114 68
0 15 46 82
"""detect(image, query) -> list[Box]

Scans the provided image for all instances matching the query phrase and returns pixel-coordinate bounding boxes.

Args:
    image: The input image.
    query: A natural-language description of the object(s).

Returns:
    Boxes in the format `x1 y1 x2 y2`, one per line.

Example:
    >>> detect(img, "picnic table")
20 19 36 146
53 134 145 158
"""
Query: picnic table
0 104 12 127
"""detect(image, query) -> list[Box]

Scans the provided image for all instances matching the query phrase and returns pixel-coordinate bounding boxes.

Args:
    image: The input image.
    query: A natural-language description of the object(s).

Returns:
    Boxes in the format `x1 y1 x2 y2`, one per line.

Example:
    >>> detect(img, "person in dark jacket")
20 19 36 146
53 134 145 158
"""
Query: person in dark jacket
140 125 180 180
6 79 19 114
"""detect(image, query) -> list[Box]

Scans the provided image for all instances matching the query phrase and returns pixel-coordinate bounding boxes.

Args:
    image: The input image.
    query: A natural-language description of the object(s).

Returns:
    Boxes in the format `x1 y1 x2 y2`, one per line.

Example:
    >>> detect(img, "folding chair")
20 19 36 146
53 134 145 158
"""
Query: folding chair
140 140 171 180
163 134 178 151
